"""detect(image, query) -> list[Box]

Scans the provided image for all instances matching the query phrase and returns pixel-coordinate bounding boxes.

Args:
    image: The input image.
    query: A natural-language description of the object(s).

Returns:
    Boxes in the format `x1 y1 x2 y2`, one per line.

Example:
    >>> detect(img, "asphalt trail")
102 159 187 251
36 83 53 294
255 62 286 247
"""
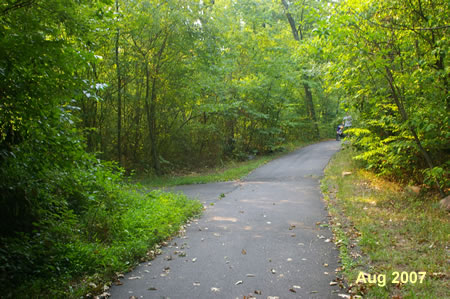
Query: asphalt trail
109 140 341 299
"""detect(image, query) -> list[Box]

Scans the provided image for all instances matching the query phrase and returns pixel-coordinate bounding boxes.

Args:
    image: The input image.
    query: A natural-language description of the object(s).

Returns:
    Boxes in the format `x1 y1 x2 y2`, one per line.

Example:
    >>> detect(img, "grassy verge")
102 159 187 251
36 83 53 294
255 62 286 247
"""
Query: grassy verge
139 140 320 187
321 147 449 298
3 186 202 298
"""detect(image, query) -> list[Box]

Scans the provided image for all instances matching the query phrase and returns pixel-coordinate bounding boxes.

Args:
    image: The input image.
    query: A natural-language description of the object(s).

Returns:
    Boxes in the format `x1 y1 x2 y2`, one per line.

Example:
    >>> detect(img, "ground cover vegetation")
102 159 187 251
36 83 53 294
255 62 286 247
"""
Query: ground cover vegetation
0 0 447 297
322 147 449 298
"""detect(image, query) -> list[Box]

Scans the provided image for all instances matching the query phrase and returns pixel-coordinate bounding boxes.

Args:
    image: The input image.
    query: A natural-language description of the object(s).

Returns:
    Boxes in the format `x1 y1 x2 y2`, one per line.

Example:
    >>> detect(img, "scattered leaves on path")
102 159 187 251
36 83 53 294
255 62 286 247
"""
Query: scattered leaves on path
128 276 141 280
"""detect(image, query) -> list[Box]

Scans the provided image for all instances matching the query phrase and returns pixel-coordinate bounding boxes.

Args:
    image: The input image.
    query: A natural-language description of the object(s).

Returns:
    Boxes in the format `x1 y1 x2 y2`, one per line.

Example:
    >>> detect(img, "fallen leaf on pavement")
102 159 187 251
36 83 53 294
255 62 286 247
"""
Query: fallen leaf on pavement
211 287 220 292
289 288 296 293
128 276 141 280
293 285 301 289
330 281 338 286
95 292 110 299
271 269 276 274
254 290 262 295
246 274 255 277
193 282 200 286
242 249 247 255
235 280 243 285
148 287 157 291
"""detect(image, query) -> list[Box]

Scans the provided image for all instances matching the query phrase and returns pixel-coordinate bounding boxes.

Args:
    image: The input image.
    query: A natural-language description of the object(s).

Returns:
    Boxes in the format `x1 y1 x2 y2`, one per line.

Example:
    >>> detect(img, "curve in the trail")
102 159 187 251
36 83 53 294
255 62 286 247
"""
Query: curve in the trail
109 140 342 299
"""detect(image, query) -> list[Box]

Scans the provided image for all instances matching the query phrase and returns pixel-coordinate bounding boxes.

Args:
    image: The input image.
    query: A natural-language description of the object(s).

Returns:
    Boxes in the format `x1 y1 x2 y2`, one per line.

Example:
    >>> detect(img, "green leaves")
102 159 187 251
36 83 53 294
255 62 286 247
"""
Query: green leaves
323 0 448 190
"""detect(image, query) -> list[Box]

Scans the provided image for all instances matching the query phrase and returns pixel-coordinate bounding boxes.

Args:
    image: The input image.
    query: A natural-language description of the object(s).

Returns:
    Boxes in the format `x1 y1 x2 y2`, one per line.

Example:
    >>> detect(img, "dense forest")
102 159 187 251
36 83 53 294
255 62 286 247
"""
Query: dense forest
0 0 448 297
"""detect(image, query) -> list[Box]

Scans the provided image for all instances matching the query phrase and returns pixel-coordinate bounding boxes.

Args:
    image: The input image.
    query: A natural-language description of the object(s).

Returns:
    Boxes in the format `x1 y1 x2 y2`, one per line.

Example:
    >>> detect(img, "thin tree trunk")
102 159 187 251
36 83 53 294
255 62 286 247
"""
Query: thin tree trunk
144 63 161 174
281 0 320 138
143 34 168 175
384 66 445 197
149 76 160 174
115 0 122 166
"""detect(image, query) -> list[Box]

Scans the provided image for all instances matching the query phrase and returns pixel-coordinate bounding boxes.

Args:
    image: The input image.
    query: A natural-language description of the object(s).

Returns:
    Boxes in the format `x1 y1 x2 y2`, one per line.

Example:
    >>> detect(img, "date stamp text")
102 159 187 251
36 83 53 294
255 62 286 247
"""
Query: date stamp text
356 271 426 287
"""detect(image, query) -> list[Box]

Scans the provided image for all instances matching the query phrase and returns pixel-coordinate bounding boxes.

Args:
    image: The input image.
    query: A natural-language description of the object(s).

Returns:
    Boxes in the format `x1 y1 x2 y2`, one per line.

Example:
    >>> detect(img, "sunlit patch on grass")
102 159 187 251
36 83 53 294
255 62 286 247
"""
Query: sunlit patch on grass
322 147 449 299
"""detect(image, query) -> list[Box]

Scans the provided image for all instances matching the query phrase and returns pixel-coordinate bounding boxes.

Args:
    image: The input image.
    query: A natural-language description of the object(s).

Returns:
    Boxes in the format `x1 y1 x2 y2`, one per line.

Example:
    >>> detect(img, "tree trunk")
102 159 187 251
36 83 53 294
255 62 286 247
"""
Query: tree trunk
149 76 160 174
143 34 168 175
115 0 122 166
384 66 445 197
281 0 320 138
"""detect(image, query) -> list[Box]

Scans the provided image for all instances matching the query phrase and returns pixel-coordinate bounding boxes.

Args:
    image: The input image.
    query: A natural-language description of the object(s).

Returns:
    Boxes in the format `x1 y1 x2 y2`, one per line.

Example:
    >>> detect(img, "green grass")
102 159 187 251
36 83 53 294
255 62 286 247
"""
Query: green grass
4 187 203 298
321 147 449 298
139 140 319 187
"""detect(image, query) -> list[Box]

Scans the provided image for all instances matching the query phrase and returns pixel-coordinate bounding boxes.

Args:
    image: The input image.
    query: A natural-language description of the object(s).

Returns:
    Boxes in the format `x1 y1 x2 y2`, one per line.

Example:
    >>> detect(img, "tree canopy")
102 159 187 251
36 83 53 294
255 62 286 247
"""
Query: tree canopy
0 0 448 296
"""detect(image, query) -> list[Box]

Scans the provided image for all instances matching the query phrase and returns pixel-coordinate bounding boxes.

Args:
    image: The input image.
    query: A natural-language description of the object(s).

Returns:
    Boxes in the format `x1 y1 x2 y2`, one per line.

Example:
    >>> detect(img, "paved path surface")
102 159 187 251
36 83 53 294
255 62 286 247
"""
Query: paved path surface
109 141 341 299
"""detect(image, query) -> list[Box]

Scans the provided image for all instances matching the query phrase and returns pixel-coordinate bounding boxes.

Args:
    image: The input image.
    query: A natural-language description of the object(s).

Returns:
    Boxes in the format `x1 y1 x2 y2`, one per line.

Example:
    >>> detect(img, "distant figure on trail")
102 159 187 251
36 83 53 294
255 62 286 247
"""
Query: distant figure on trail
343 112 352 128
336 123 344 141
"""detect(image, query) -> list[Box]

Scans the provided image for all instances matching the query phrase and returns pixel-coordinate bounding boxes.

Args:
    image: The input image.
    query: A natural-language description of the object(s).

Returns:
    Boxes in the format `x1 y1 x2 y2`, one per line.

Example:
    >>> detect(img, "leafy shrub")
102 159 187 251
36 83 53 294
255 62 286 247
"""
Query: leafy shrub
0 157 202 298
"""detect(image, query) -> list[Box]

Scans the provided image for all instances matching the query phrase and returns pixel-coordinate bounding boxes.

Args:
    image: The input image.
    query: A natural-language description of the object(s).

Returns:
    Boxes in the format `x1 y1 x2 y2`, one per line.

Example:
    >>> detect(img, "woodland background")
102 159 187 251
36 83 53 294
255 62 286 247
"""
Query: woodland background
0 0 448 296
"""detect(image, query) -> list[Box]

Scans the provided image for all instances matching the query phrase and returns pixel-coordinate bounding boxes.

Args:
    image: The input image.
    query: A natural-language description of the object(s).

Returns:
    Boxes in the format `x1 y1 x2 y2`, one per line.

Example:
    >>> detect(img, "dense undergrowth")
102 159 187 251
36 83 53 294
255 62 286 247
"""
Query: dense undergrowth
322 146 449 298
0 156 202 298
